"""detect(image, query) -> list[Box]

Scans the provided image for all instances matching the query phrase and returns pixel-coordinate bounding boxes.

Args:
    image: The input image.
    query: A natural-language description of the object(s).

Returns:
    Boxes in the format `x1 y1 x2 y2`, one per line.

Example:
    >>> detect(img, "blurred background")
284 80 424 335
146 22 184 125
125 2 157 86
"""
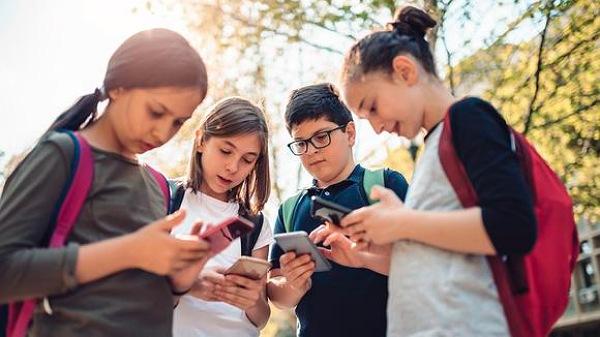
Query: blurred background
0 0 598 336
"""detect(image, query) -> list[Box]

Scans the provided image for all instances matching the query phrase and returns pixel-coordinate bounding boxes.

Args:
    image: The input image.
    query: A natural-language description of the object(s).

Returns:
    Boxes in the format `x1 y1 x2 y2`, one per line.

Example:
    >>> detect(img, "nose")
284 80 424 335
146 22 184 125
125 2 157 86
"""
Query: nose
306 141 320 155
368 118 385 134
151 120 173 146
225 158 239 173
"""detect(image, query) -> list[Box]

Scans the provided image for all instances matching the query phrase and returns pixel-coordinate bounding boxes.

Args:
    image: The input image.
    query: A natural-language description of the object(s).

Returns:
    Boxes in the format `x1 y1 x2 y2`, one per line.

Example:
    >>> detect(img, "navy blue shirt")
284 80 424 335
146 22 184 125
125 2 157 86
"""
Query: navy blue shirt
270 164 408 337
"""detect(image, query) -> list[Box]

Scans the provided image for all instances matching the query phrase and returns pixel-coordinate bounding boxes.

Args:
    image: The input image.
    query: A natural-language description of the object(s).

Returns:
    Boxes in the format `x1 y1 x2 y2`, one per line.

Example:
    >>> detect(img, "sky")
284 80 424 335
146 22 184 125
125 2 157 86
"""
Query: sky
0 0 538 175
0 0 189 158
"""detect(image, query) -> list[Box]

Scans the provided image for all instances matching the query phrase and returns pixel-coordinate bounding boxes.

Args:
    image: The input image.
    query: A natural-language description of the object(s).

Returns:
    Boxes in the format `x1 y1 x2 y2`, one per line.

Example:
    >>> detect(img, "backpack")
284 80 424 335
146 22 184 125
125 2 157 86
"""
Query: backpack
5 131 170 337
168 181 264 256
438 111 579 337
280 168 385 232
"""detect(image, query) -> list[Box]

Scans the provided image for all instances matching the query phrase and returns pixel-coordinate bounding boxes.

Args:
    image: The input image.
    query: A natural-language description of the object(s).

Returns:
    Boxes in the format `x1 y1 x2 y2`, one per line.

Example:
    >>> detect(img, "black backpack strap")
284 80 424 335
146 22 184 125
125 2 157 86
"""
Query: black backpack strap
239 208 264 256
168 179 186 214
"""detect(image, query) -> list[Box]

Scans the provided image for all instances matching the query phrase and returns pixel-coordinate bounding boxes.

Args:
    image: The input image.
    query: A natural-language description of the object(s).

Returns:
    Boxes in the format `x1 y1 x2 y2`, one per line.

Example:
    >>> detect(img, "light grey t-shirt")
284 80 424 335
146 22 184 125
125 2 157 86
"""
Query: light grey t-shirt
0 132 173 337
387 124 510 337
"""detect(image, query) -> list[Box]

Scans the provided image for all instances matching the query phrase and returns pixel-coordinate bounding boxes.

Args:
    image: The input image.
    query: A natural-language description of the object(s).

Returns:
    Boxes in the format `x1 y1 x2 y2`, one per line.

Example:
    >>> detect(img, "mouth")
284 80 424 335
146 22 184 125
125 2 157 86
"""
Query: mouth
309 159 326 167
216 175 233 186
393 122 401 135
141 142 157 152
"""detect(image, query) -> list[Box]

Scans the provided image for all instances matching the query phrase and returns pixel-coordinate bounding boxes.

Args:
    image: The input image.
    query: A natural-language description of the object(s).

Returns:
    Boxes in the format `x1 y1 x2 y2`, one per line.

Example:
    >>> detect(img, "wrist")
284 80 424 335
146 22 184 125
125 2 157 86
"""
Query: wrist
398 208 422 241
169 276 193 294
299 278 312 293
117 234 140 270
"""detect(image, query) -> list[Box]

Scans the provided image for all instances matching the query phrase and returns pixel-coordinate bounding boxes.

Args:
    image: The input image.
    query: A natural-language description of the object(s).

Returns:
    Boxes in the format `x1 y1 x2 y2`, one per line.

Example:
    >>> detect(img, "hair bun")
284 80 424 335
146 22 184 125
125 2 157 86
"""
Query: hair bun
389 6 436 39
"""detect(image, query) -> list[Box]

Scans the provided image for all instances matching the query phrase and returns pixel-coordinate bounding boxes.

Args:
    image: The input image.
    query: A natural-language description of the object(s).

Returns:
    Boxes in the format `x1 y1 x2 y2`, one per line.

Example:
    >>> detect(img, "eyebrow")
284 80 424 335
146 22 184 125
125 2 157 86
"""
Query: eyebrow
156 100 192 120
294 127 334 141
223 140 259 156
155 101 172 115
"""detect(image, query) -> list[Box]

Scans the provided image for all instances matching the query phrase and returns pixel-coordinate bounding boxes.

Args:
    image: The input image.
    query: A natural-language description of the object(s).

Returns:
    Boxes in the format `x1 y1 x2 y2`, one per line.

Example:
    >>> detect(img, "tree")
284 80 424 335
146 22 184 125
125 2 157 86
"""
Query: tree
454 0 599 221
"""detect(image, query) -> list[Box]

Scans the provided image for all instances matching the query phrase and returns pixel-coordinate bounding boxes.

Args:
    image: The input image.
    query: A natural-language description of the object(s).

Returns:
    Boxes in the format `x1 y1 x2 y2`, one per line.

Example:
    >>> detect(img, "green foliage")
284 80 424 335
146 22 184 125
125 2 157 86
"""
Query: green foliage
454 0 599 221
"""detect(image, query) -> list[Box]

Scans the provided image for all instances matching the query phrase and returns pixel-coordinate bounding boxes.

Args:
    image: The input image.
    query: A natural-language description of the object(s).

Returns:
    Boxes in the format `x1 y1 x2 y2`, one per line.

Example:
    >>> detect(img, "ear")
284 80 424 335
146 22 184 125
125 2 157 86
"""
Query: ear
107 87 126 101
195 128 204 153
391 55 419 86
345 121 357 146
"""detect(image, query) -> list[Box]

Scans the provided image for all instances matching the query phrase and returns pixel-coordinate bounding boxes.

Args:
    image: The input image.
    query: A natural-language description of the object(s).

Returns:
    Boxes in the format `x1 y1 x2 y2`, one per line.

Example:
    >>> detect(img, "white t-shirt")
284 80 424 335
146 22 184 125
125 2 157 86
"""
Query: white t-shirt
171 189 274 337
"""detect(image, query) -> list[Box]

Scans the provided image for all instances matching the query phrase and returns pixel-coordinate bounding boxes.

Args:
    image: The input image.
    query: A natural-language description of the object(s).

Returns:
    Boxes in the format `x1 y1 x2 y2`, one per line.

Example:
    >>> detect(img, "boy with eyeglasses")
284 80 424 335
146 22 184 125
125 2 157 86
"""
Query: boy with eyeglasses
267 83 408 337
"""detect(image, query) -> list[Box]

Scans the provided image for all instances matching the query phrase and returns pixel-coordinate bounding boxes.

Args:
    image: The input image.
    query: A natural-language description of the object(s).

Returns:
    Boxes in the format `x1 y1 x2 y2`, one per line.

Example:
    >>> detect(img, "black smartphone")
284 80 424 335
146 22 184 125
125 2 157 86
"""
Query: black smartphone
310 196 352 227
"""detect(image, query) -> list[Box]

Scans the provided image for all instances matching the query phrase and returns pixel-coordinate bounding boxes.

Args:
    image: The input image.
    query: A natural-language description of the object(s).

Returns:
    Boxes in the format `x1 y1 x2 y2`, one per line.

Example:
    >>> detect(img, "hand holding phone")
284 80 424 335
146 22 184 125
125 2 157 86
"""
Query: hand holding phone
310 196 352 227
200 216 254 255
274 231 332 272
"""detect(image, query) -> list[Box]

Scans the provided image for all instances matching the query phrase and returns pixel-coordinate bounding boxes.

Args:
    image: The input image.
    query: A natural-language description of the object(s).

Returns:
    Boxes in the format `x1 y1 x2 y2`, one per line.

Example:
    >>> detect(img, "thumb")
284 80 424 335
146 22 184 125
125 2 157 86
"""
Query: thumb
190 220 204 236
158 209 186 232
317 247 333 260
369 185 399 205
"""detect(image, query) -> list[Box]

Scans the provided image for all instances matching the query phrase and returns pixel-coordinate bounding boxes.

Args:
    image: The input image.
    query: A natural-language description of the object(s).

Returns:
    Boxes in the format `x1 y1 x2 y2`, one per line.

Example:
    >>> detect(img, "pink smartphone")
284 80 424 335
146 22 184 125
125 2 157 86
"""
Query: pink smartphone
199 216 254 255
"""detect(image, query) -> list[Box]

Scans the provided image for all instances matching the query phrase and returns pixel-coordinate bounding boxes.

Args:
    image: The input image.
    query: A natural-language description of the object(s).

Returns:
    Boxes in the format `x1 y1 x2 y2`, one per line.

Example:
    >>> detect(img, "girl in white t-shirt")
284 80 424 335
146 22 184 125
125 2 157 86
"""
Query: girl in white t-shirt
171 97 273 337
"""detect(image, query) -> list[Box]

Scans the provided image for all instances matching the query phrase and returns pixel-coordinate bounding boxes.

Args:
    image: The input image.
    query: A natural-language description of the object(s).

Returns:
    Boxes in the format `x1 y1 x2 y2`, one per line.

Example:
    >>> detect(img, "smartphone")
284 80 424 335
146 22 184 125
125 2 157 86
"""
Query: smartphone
200 216 254 255
224 256 272 280
310 196 352 227
273 231 332 272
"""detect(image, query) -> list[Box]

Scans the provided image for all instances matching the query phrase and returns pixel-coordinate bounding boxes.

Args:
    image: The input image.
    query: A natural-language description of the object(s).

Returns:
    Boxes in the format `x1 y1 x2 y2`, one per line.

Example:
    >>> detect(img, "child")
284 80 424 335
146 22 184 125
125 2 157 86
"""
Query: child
0 28 210 337
171 97 273 337
267 83 409 337
339 6 537 336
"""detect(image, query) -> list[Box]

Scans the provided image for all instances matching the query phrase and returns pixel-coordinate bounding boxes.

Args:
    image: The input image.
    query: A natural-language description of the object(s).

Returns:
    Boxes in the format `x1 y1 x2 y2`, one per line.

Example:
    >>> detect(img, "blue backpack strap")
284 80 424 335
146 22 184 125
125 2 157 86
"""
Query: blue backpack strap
167 179 186 215
239 209 264 256
281 190 306 233
362 168 385 205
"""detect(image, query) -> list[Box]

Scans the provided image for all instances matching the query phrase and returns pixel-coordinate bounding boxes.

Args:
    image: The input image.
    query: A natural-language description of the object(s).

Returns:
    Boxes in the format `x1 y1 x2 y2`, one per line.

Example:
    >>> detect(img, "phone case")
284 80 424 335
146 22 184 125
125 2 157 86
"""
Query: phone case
224 257 272 280
310 196 352 226
200 216 254 255
273 231 332 272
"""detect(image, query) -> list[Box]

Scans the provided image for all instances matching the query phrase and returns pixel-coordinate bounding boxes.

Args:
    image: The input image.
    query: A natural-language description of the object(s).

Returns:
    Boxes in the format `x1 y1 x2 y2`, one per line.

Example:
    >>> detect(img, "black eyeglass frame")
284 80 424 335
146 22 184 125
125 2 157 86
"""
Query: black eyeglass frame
286 123 348 156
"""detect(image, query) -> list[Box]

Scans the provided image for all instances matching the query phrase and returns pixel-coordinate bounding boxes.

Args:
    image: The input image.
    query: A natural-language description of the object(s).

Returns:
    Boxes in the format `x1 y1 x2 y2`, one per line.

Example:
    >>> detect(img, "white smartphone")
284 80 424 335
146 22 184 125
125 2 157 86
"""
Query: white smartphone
273 231 332 272
224 256 272 280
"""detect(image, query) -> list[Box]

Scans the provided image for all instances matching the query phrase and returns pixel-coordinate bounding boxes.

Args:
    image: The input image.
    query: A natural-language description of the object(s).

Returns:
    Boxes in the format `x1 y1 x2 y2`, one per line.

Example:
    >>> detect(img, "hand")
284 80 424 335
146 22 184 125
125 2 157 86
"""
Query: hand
341 186 408 245
214 273 265 311
189 268 229 301
279 252 315 291
169 221 211 293
126 210 210 276
309 224 364 268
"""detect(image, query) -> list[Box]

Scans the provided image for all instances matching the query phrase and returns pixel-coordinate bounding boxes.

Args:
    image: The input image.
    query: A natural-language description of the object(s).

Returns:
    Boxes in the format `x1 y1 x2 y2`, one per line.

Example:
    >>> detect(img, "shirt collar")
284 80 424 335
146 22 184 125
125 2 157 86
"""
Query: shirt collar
310 164 364 189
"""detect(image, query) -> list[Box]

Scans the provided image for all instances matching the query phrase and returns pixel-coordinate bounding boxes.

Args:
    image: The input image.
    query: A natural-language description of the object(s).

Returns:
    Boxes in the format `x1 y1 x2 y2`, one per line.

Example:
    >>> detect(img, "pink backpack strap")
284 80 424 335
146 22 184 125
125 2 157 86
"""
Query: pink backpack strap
144 165 170 213
7 131 94 337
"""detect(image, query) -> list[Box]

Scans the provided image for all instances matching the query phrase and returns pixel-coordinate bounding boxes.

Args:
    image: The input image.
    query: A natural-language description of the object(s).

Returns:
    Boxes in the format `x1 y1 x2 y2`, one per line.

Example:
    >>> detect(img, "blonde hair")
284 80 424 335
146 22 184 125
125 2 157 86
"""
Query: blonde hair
187 97 270 214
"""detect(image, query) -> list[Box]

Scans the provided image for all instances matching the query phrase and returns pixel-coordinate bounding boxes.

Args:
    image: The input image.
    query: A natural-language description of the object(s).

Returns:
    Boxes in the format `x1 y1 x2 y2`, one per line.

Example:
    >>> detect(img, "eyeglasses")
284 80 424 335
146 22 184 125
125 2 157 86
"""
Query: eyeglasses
287 124 348 156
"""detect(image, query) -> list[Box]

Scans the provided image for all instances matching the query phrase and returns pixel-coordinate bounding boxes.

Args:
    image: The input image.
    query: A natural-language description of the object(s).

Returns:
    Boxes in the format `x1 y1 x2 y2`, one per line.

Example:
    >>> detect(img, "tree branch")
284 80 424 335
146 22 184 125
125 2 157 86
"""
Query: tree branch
533 98 600 129
204 3 344 55
523 9 552 135
304 19 356 40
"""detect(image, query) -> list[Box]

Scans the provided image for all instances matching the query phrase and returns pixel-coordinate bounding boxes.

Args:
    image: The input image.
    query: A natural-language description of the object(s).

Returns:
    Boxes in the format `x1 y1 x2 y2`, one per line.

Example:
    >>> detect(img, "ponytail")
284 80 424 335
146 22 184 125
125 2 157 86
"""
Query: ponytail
342 6 438 82
47 88 106 132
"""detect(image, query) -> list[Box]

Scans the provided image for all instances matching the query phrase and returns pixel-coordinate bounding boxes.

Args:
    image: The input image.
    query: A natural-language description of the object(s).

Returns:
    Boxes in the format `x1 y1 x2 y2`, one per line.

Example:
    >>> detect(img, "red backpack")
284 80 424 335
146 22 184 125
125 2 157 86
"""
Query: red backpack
438 111 579 337
6 131 170 337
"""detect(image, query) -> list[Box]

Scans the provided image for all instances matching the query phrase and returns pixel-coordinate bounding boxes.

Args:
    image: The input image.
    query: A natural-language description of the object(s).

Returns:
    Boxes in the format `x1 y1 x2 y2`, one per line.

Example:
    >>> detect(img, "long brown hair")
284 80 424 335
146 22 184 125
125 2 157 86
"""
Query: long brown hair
187 97 270 214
